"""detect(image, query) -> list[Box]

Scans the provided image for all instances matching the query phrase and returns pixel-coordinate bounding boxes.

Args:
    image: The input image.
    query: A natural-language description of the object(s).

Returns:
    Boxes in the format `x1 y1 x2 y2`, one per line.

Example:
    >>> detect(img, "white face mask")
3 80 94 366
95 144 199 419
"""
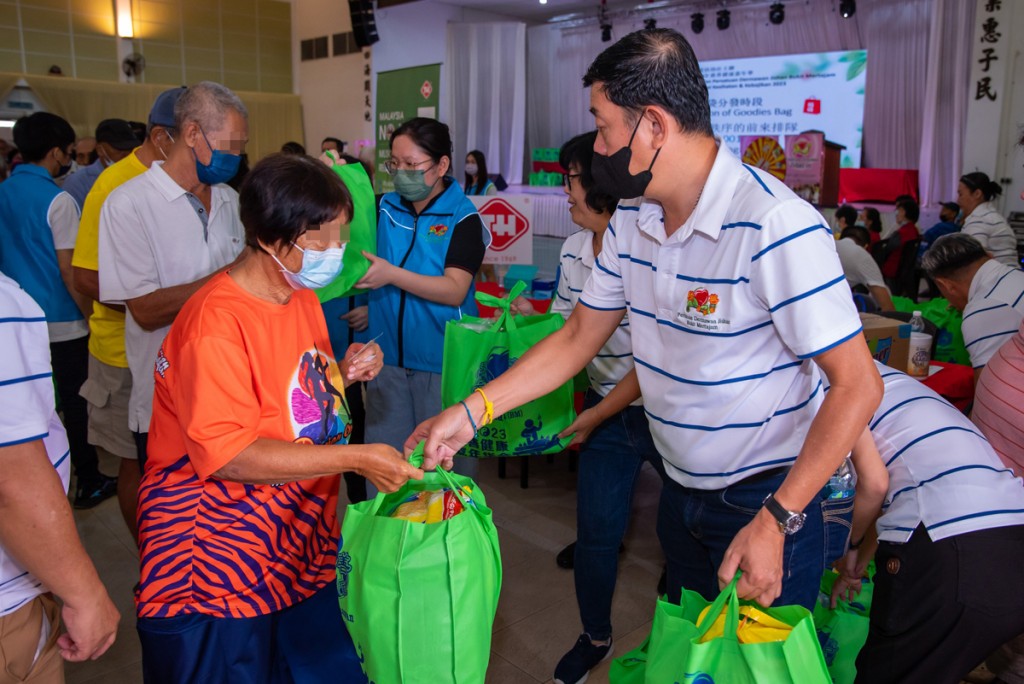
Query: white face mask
272 242 347 290
465 163 479 176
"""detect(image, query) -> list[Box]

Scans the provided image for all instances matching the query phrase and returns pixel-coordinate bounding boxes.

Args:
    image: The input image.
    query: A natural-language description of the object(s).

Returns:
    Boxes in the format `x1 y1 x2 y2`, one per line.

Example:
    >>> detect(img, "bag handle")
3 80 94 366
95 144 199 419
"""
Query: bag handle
475 280 527 333
694 571 742 644
407 442 482 515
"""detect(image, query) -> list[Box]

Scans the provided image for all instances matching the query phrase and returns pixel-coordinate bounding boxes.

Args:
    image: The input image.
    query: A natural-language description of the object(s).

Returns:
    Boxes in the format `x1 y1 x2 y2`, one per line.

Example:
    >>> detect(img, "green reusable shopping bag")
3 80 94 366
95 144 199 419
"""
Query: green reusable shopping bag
441 281 576 458
892 296 970 365
812 567 874 684
644 573 831 684
316 155 377 302
336 443 502 684
609 634 651 684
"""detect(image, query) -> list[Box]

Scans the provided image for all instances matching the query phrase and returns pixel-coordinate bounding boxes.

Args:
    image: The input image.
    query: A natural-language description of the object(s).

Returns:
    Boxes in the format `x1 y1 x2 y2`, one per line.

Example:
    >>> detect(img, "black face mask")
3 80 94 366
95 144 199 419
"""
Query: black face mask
591 113 661 200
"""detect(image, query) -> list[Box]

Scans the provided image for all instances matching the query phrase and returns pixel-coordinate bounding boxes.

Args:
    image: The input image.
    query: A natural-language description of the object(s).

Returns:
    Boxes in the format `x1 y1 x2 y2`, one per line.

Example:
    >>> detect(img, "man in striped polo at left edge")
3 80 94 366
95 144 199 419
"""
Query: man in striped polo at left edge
417 29 881 676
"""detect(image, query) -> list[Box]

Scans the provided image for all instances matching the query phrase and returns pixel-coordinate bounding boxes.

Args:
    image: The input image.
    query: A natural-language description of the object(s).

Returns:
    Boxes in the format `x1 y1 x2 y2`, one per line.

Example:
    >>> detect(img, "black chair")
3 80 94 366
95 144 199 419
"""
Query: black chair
891 238 922 300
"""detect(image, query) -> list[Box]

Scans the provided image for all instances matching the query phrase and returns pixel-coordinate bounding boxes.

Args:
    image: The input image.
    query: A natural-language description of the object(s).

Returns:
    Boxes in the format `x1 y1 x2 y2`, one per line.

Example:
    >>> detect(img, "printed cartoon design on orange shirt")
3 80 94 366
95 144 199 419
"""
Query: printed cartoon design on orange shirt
290 343 352 445
686 287 720 317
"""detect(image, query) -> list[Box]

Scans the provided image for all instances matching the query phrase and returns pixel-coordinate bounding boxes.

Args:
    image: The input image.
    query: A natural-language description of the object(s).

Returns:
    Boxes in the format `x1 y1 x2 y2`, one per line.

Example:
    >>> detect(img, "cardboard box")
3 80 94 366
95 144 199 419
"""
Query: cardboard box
860 314 911 372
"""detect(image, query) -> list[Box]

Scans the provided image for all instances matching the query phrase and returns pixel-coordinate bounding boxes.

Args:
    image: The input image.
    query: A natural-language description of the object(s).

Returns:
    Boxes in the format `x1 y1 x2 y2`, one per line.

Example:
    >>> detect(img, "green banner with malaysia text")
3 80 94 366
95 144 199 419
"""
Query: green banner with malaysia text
374 63 441 195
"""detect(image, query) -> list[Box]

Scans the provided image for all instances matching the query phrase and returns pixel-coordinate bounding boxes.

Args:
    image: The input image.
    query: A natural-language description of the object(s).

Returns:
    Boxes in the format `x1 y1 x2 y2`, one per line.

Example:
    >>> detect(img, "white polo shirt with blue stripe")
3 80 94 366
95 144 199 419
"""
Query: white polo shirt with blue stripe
865 361 1024 543
0 271 71 617
962 259 1024 368
579 142 863 490
551 229 638 403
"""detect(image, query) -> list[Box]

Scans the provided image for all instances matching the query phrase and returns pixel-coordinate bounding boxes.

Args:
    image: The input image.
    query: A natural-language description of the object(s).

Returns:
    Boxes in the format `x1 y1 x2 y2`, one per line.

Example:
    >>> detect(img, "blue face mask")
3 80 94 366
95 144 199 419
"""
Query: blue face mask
194 126 241 185
272 242 346 290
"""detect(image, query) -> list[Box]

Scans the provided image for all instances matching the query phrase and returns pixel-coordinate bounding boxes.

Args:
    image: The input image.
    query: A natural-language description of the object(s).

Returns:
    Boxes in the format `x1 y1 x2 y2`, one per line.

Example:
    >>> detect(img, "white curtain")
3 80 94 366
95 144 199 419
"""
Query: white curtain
527 0 968 203
446 22 527 184
918 0 975 205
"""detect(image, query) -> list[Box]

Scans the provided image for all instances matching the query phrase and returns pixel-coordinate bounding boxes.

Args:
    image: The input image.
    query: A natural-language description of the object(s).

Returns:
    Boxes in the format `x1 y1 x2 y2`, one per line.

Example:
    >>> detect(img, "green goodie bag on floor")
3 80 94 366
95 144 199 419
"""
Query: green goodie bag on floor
441 281 575 458
336 443 502 684
812 566 874 684
315 153 377 302
638 573 831 684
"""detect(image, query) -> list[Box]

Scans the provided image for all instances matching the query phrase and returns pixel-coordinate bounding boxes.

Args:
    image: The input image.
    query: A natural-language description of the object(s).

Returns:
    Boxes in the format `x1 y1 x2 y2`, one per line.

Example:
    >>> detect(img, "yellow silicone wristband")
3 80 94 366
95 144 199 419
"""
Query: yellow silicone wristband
473 387 495 426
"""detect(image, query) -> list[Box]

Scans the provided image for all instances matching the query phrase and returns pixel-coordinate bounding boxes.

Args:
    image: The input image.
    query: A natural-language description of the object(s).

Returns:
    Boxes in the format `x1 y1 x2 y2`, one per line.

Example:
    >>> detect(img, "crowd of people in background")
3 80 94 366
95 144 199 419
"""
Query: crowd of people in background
1 25 1023 684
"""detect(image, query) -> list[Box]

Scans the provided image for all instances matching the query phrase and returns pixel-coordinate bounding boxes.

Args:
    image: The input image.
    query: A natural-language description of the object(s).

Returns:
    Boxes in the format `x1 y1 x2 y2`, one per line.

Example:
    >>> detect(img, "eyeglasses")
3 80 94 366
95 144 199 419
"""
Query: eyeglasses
385 158 434 175
562 173 582 190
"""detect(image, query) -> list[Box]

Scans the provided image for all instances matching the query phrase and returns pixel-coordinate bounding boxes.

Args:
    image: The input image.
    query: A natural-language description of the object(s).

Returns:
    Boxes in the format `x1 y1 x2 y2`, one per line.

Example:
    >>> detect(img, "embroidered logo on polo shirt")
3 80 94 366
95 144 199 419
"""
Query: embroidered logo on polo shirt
427 224 449 240
686 287 720 317
155 347 169 378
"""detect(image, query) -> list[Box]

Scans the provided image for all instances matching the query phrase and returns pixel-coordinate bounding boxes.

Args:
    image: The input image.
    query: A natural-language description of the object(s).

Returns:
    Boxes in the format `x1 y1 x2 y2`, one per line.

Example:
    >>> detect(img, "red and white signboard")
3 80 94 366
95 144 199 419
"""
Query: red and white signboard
469 195 534 265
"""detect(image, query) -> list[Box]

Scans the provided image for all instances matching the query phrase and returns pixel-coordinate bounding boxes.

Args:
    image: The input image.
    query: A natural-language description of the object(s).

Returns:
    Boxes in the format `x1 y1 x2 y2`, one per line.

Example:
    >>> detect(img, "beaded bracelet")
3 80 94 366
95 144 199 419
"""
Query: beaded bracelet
459 400 478 436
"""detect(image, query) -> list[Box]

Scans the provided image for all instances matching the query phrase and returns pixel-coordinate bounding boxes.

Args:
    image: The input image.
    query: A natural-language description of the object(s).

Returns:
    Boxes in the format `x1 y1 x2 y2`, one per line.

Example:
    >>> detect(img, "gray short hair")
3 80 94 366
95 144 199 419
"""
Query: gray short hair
174 81 248 133
921 233 987 279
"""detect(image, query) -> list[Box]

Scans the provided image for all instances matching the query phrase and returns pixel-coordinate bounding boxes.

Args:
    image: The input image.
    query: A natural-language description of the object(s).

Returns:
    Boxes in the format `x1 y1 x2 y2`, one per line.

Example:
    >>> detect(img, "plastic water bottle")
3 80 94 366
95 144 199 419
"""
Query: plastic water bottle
828 458 857 499
909 310 926 334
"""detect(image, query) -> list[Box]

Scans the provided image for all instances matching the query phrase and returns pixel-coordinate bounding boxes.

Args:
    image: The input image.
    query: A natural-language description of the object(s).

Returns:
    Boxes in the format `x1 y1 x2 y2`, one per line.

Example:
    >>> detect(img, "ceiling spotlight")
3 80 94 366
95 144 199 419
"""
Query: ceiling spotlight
716 8 730 30
644 17 657 30
839 0 856 18
691 12 704 34
769 3 784 24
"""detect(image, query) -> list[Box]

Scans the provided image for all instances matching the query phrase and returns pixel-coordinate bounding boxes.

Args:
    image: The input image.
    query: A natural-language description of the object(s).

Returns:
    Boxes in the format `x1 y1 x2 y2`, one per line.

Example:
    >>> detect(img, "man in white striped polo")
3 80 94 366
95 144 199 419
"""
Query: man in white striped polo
416 28 882 612
830 361 1024 683
922 232 1024 381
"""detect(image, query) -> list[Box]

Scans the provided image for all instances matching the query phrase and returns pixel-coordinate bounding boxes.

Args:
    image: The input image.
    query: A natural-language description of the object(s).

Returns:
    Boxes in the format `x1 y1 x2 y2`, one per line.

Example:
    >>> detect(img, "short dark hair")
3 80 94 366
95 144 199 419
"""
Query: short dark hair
960 171 1002 201
896 197 919 222
840 225 871 247
940 201 959 216
280 141 306 155
921 233 988 279
464 149 489 195
560 131 618 215
390 117 452 166
239 153 353 251
862 207 882 233
322 137 344 151
13 112 75 163
835 204 857 228
583 28 713 136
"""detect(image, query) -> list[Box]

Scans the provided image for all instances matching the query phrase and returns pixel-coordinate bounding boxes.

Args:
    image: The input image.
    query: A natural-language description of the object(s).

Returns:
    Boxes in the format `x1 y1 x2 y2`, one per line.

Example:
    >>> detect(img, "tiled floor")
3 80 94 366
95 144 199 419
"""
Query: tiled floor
65 453 995 684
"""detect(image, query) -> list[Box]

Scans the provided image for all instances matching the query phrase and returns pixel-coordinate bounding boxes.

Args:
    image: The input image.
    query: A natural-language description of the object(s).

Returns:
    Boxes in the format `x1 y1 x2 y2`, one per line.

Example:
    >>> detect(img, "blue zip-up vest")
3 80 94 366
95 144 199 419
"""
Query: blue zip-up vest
370 180 482 373
0 164 83 324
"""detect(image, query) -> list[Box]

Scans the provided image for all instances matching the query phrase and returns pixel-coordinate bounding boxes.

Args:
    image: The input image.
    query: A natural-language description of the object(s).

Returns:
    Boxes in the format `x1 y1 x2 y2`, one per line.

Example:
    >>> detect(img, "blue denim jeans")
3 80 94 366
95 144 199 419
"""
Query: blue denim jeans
657 467 835 612
574 391 665 641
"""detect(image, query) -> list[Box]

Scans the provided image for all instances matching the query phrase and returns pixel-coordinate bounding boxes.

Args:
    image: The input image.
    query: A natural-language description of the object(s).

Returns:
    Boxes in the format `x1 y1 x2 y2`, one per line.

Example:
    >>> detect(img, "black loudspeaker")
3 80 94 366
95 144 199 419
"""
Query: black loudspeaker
349 0 379 48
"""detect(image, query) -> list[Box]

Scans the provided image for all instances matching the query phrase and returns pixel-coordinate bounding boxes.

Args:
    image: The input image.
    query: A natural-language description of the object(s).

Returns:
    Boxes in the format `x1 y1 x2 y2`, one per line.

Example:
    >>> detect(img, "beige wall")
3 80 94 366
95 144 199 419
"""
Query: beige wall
292 0 372 154
0 0 292 93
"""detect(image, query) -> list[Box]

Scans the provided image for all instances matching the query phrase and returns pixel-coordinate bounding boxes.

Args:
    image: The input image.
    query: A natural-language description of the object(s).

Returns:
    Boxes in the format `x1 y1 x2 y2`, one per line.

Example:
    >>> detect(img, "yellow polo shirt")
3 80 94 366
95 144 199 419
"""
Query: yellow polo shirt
72 150 148 368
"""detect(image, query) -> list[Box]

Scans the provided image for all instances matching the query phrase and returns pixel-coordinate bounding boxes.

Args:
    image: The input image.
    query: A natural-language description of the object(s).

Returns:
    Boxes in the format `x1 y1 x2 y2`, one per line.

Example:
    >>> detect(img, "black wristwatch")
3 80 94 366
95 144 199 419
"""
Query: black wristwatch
762 493 806 536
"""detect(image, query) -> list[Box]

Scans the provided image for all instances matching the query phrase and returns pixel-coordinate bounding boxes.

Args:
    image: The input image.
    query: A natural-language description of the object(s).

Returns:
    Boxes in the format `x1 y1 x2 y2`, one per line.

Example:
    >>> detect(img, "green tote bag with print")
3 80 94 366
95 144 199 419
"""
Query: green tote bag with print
316 156 377 302
812 566 874 684
337 443 502 684
642 573 831 684
440 281 576 457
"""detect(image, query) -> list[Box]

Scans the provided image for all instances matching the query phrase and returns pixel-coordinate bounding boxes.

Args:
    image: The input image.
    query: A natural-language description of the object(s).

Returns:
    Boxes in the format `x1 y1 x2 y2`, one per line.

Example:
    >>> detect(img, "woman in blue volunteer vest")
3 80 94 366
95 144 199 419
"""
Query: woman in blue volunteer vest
356 118 488 475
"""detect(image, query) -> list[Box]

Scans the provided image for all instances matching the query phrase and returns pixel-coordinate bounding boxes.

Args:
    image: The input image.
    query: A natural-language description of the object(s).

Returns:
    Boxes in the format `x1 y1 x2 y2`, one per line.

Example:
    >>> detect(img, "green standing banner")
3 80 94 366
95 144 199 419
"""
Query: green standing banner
374 63 441 194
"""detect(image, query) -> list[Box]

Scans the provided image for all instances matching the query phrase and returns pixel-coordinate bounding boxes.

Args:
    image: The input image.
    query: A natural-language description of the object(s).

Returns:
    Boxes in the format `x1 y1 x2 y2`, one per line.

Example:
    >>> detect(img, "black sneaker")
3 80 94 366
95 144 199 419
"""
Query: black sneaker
556 542 626 570
556 542 576 569
553 634 613 684
74 474 118 510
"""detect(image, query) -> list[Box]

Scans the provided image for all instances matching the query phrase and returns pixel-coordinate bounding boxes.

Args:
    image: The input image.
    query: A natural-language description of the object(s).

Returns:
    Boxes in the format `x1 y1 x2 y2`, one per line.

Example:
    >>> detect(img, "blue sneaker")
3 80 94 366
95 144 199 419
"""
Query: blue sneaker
553 634 613 684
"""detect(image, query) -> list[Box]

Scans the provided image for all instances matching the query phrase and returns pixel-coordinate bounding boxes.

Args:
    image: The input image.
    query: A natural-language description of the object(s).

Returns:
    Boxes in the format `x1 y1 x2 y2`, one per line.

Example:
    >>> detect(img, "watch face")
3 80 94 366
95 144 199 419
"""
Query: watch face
783 512 807 535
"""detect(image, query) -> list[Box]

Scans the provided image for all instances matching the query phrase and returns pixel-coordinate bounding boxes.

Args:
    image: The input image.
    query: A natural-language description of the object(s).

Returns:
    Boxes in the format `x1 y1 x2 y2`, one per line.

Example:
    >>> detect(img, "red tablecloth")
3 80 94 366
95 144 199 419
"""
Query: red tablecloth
919 361 974 412
838 169 919 204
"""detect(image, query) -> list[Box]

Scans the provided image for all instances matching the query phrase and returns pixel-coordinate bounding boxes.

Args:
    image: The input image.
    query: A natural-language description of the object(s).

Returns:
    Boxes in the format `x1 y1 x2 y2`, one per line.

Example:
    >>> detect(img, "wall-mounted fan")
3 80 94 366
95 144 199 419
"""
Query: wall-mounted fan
122 53 146 78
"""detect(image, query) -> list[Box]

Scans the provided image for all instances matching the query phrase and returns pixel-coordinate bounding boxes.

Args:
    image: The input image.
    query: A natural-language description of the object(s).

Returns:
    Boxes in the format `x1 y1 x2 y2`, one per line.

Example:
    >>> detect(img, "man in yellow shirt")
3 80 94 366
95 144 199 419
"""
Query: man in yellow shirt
71 87 183 541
